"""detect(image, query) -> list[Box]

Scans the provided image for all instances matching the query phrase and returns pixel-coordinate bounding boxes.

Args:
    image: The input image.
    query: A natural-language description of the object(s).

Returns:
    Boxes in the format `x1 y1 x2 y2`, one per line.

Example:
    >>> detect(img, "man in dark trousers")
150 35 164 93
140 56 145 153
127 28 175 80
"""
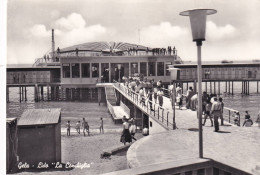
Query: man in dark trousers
211 97 222 132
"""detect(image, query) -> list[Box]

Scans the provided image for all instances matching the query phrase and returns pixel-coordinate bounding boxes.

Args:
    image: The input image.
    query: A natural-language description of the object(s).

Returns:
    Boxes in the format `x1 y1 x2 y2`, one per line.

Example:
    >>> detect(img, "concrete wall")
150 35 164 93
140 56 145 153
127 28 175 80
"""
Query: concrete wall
148 116 168 135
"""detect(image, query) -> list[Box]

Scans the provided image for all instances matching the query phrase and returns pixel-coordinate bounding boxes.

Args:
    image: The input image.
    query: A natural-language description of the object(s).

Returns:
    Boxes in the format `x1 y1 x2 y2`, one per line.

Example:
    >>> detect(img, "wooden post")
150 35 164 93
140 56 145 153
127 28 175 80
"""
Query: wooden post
6 86 9 103
21 86 24 101
218 81 220 95
205 81 207 93
242 81 244 94
225 81 227 93
213 81 216 94
257 81 259 93
34 84 37 102
19 86 21 102
47 84 49 101
186 82 188 91
231 81 233 95
228 81 231 94
98 88 101 106
248 81 250 95
210 81 212 94
70 88 73 101
25 86 27 101
90 88 93 101
41 86 44 101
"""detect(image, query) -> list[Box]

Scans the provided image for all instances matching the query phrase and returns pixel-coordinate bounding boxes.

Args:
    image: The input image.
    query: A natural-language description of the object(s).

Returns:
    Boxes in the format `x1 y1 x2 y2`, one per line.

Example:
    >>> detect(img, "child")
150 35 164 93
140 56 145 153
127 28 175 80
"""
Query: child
66 121 71 136
233 112 240 126
243 116 253 127
99 118 104 133
75 121 81 134
82 118 90 136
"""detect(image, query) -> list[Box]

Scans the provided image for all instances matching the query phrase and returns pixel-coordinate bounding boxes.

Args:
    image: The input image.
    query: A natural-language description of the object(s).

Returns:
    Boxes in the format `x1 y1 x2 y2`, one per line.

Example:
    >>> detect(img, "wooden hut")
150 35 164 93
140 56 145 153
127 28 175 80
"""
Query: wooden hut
6 118 18 173
17 108 61 167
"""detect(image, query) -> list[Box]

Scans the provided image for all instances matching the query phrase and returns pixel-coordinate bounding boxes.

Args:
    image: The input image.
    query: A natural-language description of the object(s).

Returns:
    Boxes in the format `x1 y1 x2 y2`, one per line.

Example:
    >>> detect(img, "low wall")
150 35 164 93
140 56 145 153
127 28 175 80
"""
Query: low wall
149 116 168 135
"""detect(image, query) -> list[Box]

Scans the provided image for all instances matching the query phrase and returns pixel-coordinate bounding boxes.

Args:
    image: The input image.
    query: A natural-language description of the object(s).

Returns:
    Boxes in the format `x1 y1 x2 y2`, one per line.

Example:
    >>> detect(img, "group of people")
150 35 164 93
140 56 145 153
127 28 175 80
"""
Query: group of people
120 116 149 145
125 78 166 109
66 117 104 136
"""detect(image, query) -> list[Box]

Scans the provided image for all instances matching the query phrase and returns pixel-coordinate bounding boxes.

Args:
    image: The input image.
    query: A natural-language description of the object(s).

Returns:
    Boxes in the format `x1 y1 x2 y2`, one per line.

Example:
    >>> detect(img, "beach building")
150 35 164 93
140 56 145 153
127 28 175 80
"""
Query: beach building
17 108 61 167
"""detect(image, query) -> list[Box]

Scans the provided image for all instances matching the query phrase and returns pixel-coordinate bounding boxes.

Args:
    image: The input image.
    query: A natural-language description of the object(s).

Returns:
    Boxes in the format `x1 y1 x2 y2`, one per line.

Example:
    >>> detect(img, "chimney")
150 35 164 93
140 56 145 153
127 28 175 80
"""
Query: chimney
52 29 55 59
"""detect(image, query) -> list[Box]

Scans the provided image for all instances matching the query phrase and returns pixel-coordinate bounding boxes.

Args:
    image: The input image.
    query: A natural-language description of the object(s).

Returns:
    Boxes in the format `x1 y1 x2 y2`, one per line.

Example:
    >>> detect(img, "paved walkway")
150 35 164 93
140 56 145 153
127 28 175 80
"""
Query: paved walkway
126 94 260 174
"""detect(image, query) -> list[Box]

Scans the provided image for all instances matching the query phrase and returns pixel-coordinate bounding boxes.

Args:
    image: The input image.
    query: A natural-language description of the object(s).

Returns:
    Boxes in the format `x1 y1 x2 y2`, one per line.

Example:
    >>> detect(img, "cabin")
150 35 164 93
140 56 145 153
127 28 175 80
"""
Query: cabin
17 108 61 167
6 118 18 173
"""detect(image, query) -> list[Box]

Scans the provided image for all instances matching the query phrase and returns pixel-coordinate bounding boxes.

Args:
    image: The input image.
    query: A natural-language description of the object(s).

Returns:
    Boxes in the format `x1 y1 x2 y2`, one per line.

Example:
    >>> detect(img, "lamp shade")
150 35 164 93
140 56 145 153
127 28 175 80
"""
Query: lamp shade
118 64 122 69
180 9 217 42
168 66 180 80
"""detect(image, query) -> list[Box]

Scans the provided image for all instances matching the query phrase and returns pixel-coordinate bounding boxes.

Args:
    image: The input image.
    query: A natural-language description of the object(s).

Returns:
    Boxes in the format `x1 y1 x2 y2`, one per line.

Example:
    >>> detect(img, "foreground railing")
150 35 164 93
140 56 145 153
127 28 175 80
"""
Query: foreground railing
113 81 175 129
223 107 240 126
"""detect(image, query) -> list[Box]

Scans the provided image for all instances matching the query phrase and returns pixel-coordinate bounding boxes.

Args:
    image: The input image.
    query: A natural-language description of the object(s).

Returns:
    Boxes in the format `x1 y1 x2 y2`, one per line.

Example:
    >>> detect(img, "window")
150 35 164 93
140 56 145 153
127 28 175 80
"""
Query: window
131 63 138 74
72 63 80 78
82 63 90 78
157 62 164 76
92 63 99 78
148 62 155 76
140 62 147 76
62 63 70 78
165 62 172 76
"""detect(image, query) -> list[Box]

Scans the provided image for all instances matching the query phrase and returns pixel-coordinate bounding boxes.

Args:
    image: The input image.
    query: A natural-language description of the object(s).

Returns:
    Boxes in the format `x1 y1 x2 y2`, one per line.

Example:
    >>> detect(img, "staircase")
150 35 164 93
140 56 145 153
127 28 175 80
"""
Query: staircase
105 86 117 105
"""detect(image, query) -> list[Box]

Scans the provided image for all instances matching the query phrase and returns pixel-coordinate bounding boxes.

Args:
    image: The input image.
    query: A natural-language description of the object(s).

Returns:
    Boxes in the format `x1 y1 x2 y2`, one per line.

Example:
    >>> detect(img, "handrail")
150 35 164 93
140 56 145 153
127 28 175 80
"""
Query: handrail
223 107 241 126
113 80 174 129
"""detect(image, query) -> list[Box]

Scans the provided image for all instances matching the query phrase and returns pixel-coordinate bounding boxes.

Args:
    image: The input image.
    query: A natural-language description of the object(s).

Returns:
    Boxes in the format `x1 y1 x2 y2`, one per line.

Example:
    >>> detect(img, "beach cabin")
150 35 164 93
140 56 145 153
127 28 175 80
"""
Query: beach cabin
6 118 18 173
17 108 61 167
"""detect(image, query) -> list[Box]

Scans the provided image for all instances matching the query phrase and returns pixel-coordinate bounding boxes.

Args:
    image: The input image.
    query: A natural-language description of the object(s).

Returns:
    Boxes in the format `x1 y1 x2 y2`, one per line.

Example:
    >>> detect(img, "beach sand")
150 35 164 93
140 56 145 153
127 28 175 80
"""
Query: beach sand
11 102 142 175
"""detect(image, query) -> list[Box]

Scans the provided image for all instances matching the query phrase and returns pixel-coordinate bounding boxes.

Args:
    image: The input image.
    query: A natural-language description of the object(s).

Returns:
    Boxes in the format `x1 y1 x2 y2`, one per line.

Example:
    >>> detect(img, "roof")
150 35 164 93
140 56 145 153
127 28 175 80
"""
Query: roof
6 118 17 124
60 41 151 52
17 108 61 126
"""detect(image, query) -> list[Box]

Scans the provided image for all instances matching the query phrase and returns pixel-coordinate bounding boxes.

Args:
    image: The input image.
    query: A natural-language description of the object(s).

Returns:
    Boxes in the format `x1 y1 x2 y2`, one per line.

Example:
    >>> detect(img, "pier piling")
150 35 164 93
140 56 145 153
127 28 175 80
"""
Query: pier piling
6 87 9 103
19 86 21 102
218 81 220 95
25 86 27 101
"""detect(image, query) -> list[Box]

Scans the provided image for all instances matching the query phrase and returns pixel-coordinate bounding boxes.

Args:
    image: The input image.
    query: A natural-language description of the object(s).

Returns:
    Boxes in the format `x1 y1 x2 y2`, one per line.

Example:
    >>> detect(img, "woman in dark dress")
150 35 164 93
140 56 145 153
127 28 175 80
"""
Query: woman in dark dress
120 117 132 145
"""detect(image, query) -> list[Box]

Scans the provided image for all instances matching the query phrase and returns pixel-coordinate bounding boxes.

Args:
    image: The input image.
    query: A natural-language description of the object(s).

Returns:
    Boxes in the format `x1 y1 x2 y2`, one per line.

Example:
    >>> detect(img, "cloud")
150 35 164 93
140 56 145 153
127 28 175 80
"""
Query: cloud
140 22 189 47
28 13 107 48
54 13 86 31
206 21 237 40
29 24 50 38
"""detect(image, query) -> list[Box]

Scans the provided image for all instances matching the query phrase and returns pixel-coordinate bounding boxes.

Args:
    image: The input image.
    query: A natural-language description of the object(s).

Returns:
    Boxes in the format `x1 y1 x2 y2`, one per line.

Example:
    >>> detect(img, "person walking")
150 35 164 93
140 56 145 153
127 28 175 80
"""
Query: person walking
211 97 222 132
75 121 81 134
146 89 154 111
203 100 213 126
219 97 224 125
153 86 158 104
120 117 132 145
66 121 71 136
185 87 194 109
157 89 164 107
176 87 183 110
100 117 104 133
82 118 89 136
129 119 137 141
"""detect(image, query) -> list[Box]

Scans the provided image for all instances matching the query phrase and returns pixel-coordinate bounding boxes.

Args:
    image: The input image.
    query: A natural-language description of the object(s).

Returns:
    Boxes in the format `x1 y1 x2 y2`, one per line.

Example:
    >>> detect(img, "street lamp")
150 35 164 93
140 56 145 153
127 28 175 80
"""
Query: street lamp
168 65 180 130
180 9 217 158
117 64 122 82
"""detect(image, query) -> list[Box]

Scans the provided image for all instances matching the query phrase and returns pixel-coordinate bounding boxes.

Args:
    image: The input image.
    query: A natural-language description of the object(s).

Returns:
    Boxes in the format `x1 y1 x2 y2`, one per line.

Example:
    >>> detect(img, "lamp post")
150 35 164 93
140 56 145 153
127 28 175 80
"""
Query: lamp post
168 65 180 130
118 64 122 82
180 9 217 158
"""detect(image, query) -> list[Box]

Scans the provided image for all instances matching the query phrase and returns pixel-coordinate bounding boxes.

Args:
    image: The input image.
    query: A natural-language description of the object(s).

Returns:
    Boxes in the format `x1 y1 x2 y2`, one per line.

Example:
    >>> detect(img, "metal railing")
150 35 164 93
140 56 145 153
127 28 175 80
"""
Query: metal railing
113 81 174 129
7 78 61 84
223 107 240 126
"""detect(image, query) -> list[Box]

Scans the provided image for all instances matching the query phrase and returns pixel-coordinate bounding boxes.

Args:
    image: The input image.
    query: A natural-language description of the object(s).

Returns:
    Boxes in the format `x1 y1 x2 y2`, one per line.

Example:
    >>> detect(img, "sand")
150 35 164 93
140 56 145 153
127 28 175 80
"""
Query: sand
11 102 142 175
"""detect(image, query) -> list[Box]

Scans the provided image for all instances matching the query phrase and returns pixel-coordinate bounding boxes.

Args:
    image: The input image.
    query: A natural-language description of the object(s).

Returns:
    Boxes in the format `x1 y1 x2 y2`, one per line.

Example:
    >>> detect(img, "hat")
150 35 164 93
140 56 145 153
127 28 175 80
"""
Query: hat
176 87 182 92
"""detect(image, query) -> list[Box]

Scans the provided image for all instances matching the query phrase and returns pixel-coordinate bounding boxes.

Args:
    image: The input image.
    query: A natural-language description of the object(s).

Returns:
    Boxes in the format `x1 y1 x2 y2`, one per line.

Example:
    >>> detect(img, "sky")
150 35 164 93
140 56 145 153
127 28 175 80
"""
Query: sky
6 0 260 64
